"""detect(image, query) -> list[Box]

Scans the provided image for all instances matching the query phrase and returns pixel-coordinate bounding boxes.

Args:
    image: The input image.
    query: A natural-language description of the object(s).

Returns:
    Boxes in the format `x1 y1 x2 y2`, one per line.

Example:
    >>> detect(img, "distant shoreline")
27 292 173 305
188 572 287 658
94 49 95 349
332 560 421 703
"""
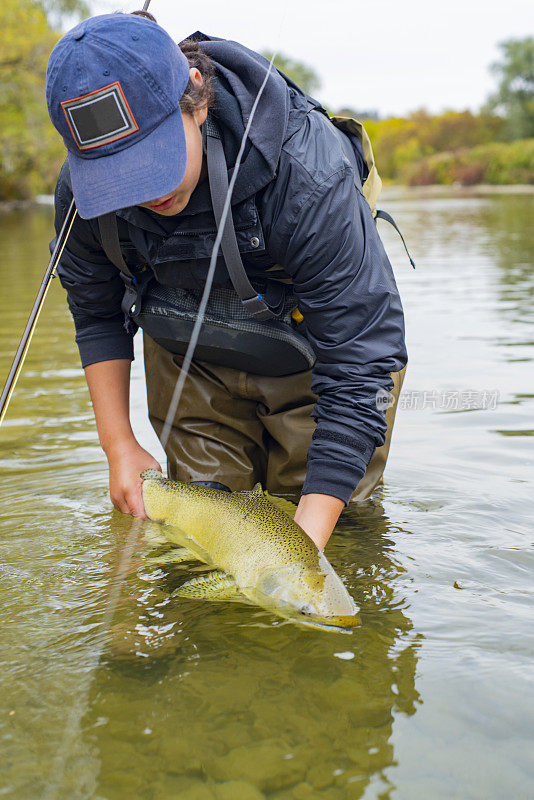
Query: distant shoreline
0 198 44 214
1 185 533 215
381 184 534 198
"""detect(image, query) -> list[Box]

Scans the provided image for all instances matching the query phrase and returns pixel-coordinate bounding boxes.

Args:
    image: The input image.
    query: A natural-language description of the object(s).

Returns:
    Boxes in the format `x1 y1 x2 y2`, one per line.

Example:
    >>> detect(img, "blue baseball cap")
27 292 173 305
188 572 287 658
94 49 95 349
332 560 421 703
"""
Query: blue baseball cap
46 13 191 219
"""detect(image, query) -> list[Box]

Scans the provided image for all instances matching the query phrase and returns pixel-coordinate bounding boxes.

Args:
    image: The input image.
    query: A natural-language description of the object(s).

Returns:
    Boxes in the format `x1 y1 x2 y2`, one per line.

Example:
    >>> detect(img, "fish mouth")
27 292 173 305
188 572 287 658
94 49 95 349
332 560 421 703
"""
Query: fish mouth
288 598 360 631
296 618 356 634
294 608 360 633
250 587 360 632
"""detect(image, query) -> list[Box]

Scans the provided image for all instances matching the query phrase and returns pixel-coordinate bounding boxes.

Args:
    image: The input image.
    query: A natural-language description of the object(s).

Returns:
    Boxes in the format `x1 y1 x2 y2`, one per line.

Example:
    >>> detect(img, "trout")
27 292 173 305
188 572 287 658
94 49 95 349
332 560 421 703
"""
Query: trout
141 469 359 632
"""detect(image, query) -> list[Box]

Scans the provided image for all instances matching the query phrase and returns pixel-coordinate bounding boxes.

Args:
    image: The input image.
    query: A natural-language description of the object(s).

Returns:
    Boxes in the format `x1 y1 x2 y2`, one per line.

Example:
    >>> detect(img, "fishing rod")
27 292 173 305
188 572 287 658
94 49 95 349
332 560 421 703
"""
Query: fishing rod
0 197 78 426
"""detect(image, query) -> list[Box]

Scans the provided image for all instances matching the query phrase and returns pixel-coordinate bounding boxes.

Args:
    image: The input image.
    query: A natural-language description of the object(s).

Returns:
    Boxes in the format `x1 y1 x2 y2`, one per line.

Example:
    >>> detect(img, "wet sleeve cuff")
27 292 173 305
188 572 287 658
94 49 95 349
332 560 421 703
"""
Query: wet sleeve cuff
302 425 377 504
78 335 134 368
71 312 134 368
302 456 368 505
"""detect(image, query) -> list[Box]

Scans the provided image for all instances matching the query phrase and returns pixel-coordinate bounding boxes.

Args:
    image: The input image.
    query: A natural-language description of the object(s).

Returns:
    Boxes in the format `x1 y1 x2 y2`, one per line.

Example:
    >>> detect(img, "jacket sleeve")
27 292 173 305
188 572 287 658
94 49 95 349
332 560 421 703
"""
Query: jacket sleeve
266 163 407 504
52 164 134 368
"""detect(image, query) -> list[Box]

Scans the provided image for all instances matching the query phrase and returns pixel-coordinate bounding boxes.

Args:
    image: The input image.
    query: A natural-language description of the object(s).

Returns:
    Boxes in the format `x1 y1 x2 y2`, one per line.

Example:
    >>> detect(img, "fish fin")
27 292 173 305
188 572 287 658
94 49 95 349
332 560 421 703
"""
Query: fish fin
142 527 170 547
172 571 245 602
233 482 264 496
146 547 200 566
262 492 297 519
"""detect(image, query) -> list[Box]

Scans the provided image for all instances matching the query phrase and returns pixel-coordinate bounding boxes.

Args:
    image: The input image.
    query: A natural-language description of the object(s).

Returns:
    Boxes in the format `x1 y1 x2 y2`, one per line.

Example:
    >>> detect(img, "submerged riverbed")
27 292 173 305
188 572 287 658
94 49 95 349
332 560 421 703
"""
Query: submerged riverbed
0 189 532 799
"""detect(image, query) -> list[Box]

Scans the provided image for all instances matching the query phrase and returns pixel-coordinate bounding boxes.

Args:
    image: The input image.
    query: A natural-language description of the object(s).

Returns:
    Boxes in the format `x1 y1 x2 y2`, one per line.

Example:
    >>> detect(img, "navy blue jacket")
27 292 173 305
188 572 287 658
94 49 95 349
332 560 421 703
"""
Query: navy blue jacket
52 33 407 504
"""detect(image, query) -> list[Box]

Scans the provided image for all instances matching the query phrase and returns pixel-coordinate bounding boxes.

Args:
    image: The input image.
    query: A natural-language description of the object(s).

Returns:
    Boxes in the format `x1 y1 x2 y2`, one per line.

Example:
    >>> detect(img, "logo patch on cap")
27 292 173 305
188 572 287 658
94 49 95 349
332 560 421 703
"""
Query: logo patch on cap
61 82 139 151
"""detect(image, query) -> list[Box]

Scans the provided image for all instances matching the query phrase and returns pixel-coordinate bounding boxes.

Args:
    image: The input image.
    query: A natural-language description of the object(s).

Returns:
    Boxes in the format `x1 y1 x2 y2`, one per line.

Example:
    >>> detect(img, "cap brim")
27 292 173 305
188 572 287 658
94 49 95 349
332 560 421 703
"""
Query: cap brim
67 108 187 219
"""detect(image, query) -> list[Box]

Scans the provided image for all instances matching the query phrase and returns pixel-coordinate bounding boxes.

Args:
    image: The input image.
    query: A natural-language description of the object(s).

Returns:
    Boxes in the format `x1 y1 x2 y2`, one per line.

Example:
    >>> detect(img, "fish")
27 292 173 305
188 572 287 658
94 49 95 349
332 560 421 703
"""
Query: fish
141 469 359 633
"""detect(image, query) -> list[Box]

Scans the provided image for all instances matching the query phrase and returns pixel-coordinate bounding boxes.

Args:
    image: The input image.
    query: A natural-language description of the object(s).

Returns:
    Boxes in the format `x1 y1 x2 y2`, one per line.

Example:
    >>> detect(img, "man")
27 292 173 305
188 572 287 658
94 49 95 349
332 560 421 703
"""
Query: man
46 12 407 551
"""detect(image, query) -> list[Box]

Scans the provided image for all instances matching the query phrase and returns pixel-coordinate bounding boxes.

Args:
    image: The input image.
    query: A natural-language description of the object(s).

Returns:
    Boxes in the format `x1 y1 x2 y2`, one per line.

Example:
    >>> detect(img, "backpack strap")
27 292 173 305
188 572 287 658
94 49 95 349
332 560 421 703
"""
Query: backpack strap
375 209 416 269
97 213 141 315
204 117 278 322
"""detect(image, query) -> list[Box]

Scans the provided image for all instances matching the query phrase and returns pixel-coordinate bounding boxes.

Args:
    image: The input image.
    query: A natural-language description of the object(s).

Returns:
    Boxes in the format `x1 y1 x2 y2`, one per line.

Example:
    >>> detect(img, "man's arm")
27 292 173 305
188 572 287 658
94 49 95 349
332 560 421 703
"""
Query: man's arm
294 494 344 552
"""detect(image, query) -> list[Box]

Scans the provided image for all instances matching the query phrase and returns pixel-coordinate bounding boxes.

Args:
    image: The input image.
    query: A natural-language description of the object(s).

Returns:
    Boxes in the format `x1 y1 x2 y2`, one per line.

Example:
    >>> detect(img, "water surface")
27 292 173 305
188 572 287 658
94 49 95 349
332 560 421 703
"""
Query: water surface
0 190 532 799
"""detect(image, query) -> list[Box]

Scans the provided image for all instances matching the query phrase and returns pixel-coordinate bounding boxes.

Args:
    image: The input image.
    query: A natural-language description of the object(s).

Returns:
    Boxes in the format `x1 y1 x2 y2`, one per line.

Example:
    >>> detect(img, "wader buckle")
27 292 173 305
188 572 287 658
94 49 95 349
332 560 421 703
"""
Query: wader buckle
241 294 277 322
120 272 138 316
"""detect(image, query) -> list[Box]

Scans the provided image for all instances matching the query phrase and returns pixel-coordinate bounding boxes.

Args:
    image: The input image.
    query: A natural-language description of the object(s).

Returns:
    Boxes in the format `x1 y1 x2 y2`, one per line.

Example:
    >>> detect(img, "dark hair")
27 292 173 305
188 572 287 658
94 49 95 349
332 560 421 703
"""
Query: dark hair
131 10 215 115
177 38 215 115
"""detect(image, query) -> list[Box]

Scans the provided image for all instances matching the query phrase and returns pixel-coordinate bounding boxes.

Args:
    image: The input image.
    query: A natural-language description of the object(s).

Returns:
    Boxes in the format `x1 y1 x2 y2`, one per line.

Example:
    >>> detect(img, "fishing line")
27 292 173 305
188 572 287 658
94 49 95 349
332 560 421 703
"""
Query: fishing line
159 27 287 449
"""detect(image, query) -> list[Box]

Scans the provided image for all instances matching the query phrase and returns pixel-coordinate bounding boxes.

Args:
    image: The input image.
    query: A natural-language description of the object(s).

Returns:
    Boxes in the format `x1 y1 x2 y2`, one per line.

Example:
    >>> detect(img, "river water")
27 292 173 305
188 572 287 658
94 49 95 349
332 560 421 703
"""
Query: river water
0 189 532 800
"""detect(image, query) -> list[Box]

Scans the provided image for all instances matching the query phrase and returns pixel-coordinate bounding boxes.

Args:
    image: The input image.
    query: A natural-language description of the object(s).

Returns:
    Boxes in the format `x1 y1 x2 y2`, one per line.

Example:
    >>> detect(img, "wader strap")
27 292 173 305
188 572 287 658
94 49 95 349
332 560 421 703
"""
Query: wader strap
97 213 140 315
98 213 130 274
205 118 277 322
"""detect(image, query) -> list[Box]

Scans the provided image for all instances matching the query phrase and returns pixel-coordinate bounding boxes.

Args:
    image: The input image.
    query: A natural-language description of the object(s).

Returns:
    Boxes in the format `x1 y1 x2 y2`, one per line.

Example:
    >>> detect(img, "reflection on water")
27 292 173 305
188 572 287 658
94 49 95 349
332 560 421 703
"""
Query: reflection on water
479 195 534 306
84 503 421 800
0 191 532 799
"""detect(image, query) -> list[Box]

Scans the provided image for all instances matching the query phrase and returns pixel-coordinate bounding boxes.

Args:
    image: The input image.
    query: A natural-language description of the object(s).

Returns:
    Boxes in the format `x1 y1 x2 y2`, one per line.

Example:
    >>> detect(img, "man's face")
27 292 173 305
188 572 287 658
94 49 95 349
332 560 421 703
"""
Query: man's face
138 70 207 217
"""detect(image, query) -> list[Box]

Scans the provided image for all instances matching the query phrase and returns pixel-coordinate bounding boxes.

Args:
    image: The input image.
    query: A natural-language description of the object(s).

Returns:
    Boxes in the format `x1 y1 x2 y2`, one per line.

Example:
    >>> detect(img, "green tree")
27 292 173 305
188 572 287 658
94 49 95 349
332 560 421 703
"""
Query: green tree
336 107 381 121
40 0 89 18
261 51 321 95
40 0 90 30
0 0 92 200
0 0 64 199
485 37 534 139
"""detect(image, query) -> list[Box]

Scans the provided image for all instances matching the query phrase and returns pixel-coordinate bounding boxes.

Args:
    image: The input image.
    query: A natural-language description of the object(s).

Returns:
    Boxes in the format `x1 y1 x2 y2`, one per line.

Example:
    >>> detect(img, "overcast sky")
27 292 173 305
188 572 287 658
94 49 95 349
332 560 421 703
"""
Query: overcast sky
96 0 533 117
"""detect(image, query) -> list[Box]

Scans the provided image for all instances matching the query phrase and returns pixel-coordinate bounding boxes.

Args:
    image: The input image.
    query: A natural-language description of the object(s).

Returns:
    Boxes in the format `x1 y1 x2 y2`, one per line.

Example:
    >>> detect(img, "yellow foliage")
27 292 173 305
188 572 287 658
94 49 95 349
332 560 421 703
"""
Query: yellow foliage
364 109 506 181
400 139 534 186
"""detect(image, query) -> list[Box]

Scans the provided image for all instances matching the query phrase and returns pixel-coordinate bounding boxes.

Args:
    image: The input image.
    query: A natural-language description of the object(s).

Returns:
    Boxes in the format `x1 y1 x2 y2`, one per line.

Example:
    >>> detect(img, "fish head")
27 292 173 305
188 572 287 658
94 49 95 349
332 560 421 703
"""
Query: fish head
141 469 188 524
252 552 360 632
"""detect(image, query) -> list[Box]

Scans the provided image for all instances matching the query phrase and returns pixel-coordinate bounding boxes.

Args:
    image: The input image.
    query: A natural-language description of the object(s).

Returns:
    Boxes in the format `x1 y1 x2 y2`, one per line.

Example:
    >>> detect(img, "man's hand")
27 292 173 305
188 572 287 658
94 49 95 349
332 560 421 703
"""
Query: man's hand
107 439 162 518
294 493 345 551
